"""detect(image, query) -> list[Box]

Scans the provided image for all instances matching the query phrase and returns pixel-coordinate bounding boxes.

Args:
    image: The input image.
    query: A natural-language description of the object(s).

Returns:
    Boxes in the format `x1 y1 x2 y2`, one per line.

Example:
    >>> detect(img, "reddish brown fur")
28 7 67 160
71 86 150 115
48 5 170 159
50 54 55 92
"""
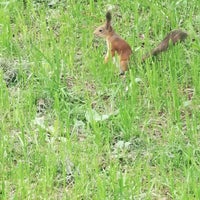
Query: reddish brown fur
142 29 188 61
108 35 132 72
94 12 132 75
94 12 188 74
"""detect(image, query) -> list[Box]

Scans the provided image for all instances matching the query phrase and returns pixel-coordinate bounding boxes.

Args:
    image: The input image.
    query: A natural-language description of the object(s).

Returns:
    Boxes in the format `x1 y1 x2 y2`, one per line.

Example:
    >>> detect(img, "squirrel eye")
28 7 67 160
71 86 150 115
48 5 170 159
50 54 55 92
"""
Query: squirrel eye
99 29 103 32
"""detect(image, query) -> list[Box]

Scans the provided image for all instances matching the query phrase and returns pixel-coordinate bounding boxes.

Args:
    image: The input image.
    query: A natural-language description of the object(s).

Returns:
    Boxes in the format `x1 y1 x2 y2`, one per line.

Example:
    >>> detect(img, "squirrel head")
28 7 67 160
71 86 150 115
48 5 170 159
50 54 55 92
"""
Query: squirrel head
94 11 113 38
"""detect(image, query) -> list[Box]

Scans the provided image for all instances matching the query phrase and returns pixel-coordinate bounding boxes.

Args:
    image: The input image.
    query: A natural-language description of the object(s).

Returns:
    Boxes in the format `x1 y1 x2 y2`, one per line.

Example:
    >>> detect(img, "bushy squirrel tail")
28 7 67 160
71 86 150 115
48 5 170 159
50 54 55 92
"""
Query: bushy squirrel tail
142 29 188 62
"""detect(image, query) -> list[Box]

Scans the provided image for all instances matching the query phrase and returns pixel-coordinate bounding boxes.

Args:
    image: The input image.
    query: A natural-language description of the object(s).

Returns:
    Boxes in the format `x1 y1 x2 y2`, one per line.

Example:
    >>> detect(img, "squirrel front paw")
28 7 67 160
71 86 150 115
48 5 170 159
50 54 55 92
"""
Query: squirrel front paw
104 56 109 63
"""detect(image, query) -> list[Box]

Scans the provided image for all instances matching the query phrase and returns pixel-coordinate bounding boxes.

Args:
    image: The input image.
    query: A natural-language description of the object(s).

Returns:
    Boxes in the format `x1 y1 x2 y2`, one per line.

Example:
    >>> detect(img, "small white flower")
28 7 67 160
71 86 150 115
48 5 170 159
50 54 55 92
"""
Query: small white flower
135 77 142 83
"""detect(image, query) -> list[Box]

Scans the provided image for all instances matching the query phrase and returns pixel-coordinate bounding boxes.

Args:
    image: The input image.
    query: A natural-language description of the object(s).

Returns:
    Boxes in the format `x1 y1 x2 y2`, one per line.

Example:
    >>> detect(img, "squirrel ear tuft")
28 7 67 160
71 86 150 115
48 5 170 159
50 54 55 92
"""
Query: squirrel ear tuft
105 11 112 30
106 11 112 23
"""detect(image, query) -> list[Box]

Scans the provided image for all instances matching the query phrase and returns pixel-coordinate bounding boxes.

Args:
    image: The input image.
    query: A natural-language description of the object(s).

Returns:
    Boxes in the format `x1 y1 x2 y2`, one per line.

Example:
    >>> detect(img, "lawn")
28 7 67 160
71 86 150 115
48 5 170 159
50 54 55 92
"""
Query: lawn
0 0 200 199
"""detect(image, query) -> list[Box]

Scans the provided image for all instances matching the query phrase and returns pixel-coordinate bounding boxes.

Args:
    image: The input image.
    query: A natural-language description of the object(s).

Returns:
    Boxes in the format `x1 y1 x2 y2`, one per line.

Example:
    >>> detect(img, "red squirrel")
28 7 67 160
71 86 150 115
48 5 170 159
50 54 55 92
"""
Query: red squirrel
94 11 188 75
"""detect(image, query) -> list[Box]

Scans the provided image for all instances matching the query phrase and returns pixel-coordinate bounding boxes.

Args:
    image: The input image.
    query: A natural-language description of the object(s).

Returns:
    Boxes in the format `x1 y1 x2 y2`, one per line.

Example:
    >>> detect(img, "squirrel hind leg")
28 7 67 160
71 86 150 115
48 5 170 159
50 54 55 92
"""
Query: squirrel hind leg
119 60 129 75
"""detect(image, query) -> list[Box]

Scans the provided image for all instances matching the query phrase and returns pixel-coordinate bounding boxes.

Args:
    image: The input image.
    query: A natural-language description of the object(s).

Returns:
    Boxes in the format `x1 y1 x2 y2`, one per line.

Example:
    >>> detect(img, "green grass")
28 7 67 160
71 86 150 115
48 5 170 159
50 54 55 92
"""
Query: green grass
0 0 200 199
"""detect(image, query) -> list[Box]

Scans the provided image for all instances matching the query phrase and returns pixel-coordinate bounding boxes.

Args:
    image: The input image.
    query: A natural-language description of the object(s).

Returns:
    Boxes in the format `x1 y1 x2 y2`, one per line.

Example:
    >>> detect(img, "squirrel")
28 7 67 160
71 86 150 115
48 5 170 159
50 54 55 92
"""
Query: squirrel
94 11 188 75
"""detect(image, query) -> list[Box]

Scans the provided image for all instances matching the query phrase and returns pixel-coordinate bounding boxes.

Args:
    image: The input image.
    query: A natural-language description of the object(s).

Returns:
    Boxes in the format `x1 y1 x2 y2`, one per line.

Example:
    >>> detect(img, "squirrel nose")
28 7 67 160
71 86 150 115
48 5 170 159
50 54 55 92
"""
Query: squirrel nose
93 30 97 35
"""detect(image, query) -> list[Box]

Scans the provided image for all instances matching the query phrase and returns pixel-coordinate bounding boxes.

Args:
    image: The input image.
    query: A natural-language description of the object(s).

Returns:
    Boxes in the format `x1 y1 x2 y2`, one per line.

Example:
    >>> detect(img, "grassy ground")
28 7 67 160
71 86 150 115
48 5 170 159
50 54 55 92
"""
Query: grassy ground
0 0 200 199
